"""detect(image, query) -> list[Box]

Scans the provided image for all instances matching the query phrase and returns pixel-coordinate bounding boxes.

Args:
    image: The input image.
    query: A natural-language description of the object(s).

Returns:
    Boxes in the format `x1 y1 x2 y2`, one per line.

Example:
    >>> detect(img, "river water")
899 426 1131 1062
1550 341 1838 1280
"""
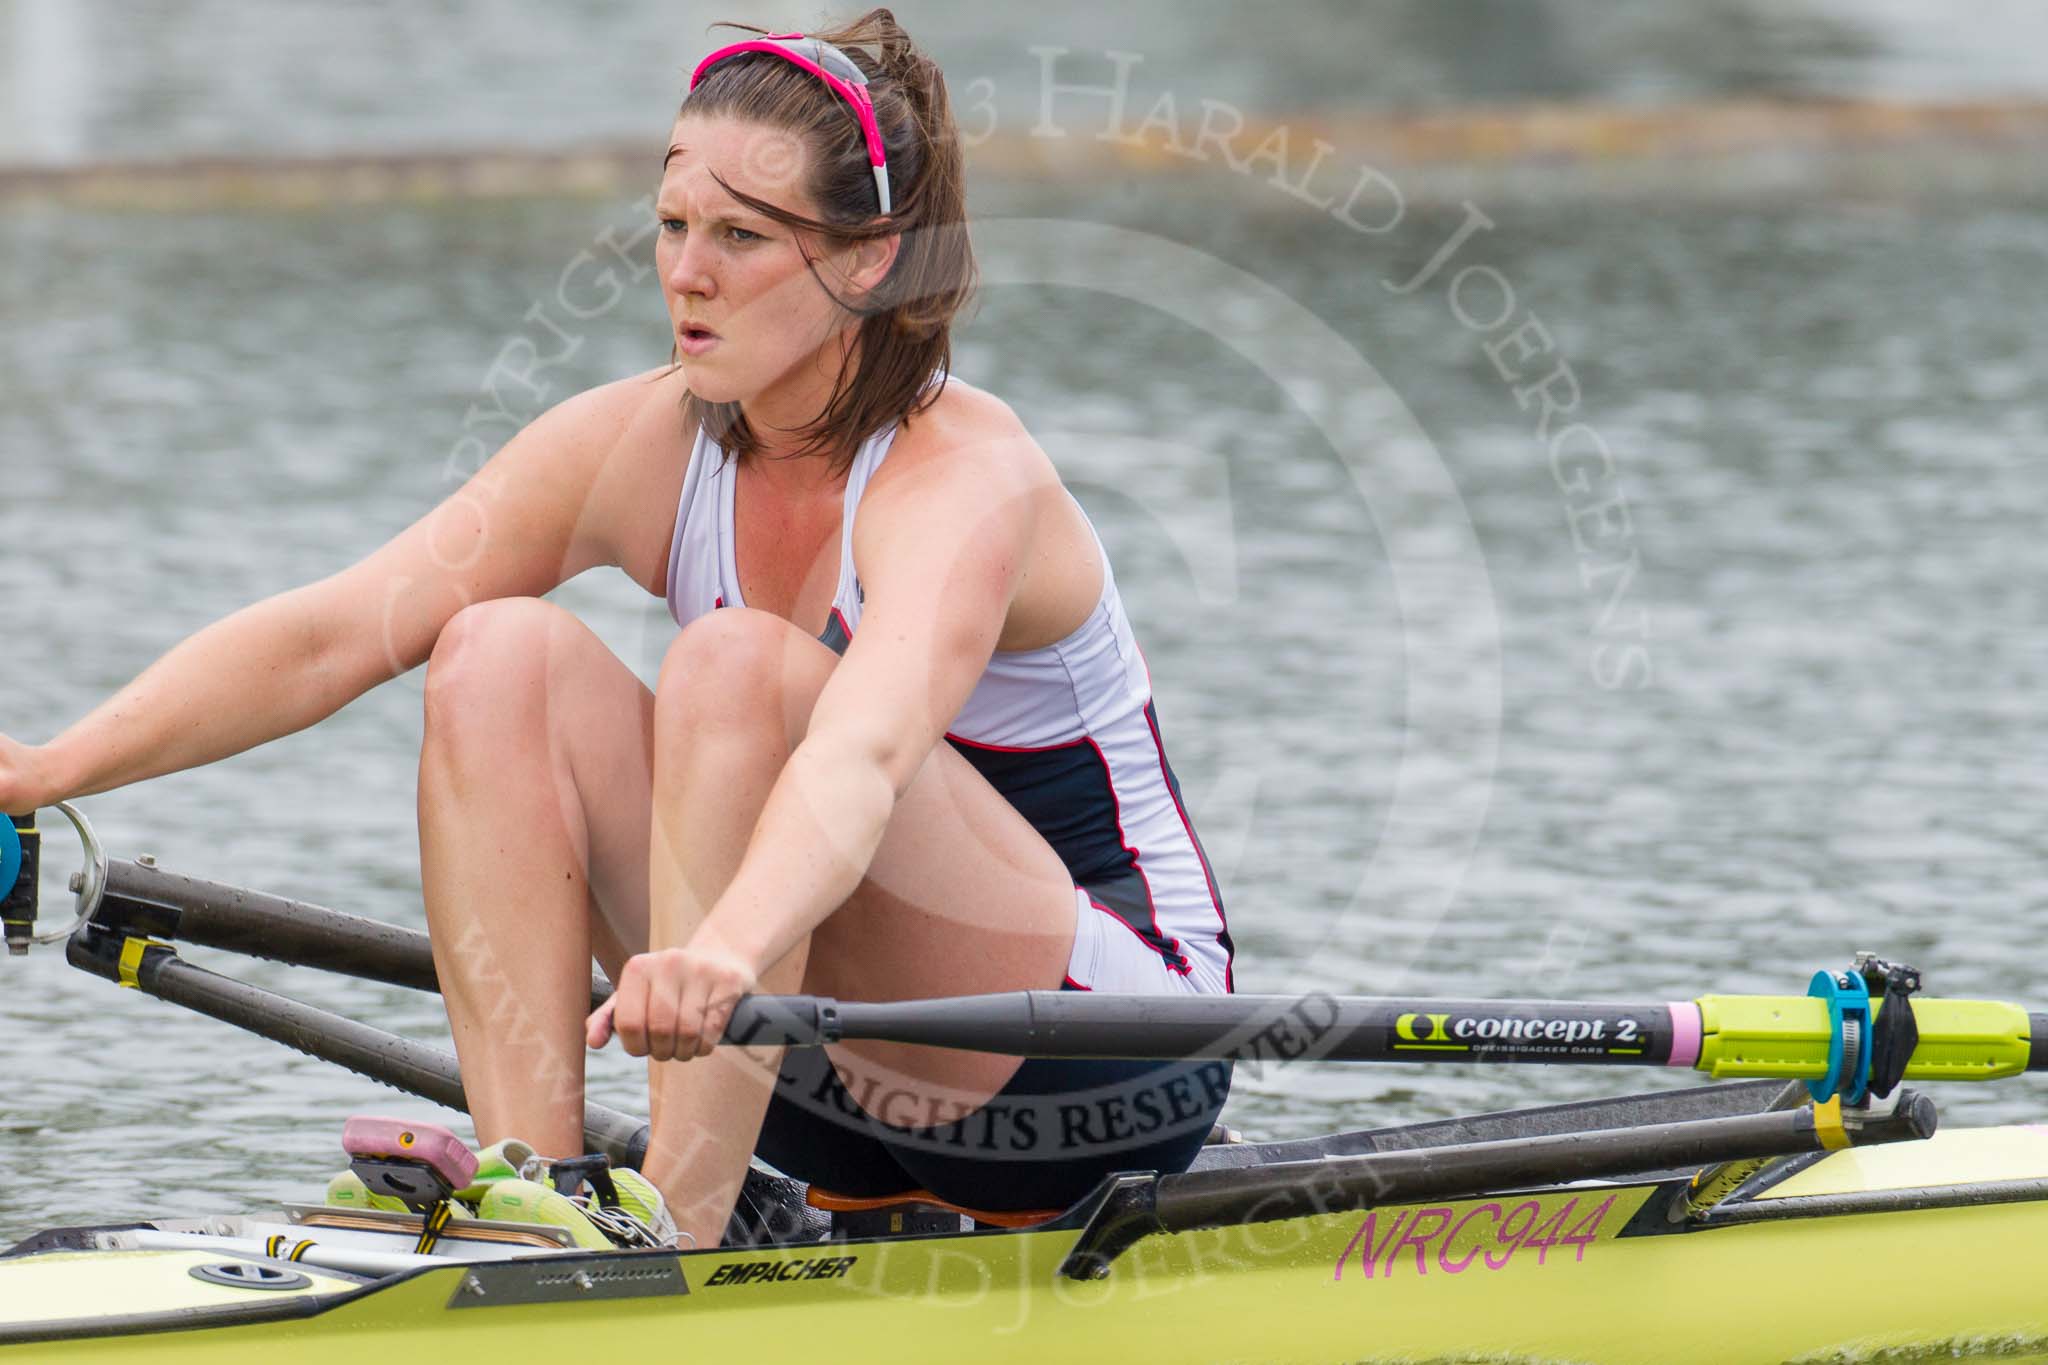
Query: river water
5 0 2048 165
3 6 2047 1246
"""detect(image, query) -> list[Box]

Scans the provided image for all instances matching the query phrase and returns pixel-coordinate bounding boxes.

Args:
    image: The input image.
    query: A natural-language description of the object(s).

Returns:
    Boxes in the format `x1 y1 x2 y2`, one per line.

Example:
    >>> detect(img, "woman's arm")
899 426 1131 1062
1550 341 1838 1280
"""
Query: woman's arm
591 408 1051 1053
1 373 665 810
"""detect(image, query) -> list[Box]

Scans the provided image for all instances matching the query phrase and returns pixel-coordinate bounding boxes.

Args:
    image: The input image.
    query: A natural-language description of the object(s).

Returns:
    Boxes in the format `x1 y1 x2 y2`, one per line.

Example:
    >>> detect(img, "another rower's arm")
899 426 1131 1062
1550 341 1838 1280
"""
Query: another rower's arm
23 377 655 805
696 423 1044 979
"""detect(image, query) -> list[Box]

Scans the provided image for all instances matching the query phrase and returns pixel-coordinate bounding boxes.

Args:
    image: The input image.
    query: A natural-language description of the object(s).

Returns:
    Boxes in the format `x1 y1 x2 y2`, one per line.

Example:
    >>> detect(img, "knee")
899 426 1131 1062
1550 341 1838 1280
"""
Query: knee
422 598 569 746
655 608 825 745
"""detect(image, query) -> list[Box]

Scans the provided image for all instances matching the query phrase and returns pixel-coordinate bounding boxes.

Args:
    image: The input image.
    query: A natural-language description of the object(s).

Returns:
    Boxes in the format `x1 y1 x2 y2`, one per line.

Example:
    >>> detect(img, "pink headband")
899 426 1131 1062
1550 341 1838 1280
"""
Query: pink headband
689 33 892 216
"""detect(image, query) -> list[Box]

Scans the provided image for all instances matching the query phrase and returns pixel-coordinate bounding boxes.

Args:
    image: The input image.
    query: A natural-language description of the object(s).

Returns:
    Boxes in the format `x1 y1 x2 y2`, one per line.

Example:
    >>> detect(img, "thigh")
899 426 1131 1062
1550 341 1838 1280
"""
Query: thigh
813 729 1082 1008
806 692 1081 1117
666 610 1082 1117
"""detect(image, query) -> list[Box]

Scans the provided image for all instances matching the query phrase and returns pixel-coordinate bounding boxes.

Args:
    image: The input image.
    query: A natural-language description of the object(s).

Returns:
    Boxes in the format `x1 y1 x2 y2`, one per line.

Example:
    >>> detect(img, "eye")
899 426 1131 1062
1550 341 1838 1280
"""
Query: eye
728 227 762 243
659 217 685 234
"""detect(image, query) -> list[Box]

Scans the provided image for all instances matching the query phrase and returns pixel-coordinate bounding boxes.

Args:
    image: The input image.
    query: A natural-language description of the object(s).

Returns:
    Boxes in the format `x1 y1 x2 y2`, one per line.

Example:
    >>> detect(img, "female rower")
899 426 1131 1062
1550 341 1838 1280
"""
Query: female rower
0 10 1232 1248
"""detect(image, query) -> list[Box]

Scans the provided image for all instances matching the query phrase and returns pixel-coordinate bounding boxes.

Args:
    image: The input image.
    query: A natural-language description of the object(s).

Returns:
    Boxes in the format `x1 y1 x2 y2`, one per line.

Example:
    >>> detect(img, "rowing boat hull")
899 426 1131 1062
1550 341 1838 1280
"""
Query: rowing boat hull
7 1125 2048 1363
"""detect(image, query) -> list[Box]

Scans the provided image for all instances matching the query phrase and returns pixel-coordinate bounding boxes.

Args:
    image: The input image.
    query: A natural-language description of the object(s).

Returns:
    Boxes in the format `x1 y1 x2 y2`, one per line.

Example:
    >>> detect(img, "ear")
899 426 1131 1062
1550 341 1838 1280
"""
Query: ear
841 231 901 299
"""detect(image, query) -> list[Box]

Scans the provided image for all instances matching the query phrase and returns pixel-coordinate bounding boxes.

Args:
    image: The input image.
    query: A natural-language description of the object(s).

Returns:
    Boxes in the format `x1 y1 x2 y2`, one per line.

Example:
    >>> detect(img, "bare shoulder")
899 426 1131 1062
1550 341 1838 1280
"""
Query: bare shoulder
876 376 1054 498
854 377 1103 651
509 364 694 593
897 375 1031 452
533 364 694 459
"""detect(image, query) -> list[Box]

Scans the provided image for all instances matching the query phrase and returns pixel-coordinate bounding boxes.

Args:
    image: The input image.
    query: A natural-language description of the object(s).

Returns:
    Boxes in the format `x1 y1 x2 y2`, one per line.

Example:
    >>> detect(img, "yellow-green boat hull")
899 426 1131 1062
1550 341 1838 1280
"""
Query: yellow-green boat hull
9 1126 2048 1363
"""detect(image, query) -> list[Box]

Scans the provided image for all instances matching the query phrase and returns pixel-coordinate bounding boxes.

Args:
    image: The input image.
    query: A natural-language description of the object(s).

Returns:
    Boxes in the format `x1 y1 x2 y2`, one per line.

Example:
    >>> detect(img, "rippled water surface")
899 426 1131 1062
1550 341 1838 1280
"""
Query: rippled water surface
3 163 2047 1241
6 0 2048 165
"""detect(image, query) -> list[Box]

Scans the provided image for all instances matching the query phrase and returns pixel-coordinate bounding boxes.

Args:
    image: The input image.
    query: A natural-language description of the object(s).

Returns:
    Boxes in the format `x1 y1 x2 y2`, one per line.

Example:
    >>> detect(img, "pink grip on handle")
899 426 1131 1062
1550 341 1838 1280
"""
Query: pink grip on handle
1665 1002 1702 1069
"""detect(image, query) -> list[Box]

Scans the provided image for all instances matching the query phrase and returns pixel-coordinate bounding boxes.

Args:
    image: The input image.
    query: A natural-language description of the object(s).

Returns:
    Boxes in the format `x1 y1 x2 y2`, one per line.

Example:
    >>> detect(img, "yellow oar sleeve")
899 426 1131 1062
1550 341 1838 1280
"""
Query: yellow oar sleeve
1693 995 2031 1082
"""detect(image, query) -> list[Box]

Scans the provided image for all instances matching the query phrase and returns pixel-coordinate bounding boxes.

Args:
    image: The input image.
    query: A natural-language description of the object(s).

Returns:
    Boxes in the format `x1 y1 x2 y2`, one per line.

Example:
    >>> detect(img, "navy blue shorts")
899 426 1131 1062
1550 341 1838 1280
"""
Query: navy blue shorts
754 1042 1233 1213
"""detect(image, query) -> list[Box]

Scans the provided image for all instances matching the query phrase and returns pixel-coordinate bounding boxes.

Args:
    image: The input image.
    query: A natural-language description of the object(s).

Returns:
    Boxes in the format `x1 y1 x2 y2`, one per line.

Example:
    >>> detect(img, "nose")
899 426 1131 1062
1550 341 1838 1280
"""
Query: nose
665 228 717 303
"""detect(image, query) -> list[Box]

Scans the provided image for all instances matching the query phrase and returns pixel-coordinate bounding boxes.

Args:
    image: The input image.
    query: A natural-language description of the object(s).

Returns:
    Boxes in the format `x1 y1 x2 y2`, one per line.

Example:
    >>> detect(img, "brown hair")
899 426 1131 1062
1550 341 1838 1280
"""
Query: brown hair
675 8 975 473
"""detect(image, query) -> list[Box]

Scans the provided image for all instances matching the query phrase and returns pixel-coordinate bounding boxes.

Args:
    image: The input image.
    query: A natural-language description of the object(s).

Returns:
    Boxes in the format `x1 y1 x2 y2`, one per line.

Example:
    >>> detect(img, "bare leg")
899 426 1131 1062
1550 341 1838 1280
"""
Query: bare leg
635 609 1079 1245
418 598 656 1157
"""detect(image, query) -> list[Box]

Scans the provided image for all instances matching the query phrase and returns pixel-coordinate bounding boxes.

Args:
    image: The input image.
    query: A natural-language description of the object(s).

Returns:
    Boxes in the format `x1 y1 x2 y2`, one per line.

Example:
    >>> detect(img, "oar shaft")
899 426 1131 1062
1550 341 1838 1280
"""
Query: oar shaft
726 989 2040 1082
727 991 1685 1063
95 858 612 1009
65 924 650 1168
102 858 442 991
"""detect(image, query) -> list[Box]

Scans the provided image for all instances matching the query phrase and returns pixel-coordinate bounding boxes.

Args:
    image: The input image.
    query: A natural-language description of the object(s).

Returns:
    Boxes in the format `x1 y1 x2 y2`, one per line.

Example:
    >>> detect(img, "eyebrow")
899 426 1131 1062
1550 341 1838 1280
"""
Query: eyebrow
655 151 770 225
650 203 765 231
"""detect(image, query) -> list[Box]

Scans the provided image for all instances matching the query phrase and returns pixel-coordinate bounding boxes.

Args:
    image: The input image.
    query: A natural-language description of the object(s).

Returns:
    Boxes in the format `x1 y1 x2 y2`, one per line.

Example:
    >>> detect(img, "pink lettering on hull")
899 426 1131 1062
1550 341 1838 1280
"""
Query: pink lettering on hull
1332 1208 1412 1282
1331 1194 1618 1285
1387 1208 1453 1276
1437 1202 1503 1275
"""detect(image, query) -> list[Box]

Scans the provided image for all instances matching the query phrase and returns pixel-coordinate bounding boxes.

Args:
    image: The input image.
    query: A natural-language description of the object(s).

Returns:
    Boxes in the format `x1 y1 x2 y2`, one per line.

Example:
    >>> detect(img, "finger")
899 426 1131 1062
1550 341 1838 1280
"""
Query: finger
697 991 737 1060
645 960 685 1064
691 978 740 1060
614 967 651 1059
666 985 696 1062
585 997 617 1050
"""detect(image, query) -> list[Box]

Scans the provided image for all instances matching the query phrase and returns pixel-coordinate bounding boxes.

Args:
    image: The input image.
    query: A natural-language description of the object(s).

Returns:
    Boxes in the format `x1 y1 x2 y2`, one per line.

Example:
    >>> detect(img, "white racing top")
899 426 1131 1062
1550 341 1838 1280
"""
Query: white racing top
664 384 1232 995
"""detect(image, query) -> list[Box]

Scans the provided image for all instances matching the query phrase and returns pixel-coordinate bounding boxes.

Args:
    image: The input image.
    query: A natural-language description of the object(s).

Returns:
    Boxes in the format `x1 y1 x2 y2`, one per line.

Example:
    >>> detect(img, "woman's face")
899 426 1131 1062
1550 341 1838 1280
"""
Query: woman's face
656 114 860 406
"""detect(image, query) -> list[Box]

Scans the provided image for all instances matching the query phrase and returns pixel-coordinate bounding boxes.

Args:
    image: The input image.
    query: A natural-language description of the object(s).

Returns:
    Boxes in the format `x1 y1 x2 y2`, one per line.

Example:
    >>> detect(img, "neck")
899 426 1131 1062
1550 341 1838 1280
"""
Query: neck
736 325 860 470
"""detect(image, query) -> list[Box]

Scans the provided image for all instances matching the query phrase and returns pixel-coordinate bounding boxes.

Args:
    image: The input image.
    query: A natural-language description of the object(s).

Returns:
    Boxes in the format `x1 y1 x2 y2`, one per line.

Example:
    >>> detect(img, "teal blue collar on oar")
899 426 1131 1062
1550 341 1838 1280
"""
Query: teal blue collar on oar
1806 968 1874 1104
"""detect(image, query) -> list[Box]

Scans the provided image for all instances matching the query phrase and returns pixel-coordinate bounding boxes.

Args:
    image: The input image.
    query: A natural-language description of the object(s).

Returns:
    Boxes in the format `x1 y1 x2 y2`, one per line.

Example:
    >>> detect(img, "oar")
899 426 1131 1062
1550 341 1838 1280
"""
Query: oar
58 855 2047 1089
63 917 652 1170
724 988 2045 1083
89 856 613 1009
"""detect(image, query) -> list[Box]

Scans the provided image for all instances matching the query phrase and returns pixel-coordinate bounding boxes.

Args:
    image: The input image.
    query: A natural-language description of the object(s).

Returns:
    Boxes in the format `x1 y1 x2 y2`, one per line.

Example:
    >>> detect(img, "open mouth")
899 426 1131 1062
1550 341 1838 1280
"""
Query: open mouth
679 323 719 343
